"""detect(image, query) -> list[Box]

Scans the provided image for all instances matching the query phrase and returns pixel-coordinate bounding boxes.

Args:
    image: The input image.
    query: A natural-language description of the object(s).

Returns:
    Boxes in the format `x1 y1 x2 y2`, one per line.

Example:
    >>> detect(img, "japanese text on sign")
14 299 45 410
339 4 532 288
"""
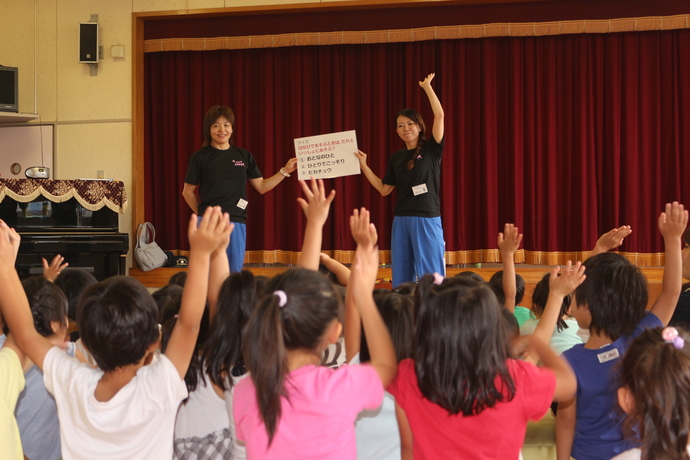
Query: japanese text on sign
294 130 360 180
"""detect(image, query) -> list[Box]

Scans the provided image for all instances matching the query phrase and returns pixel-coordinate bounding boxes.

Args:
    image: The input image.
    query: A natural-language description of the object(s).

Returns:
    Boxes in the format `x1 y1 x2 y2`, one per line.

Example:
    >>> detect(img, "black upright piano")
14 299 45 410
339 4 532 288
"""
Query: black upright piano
0 179 129 280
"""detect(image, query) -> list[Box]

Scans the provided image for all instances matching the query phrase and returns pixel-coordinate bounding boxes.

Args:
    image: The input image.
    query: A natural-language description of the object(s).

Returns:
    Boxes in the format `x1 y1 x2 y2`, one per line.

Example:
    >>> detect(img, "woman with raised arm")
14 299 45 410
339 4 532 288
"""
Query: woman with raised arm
183 106 297 273
356 73 445 287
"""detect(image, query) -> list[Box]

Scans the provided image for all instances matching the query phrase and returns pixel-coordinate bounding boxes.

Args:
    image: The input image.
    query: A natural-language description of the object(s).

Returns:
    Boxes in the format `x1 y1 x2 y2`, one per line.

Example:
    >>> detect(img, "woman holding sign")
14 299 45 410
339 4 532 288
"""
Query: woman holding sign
183 105 297 272
356 73 445 287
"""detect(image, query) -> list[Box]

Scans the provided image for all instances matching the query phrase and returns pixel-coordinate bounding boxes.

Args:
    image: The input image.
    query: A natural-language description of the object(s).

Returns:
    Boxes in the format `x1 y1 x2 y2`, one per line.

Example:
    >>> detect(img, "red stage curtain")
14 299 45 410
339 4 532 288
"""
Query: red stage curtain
144 30 690 259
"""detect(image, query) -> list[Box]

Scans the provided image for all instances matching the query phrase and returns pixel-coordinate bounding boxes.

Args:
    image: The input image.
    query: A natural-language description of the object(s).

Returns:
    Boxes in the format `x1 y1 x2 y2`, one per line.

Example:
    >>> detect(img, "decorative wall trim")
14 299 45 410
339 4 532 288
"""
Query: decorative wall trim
144 14 690 52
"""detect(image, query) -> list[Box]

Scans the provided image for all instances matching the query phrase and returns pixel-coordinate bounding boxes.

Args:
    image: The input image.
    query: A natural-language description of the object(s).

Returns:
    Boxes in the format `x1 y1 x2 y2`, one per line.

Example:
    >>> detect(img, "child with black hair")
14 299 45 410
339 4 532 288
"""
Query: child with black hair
233 188 397 459
0 207 232 460
13 276 76 460
556 202 688 460
388 271 576 459
521 272 584 355
614 326 690 459
494 223 531 327
54 268 97 342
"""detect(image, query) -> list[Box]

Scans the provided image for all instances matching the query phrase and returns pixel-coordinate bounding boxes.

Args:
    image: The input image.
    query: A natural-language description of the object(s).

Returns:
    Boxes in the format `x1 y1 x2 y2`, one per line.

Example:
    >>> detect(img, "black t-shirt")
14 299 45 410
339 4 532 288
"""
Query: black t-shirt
382 136 444 217
184 145 262 223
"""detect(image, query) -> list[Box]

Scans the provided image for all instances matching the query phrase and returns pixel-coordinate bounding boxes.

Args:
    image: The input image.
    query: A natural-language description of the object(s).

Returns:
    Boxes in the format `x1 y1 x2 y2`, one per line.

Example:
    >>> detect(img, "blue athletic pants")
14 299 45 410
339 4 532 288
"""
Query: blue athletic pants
390 216 445 288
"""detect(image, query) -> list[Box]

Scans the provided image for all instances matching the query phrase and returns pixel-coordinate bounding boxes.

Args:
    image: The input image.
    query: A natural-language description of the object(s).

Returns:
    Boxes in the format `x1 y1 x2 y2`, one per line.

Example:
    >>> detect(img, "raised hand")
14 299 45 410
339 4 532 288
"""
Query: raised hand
297 177 336 227
188 206 233 256
42 254 69 282
498 223 523 255
592 225 632 255
0 220 21 268
549 261 586 298
419 73 435 89
659 201 688 241
350 207 378 248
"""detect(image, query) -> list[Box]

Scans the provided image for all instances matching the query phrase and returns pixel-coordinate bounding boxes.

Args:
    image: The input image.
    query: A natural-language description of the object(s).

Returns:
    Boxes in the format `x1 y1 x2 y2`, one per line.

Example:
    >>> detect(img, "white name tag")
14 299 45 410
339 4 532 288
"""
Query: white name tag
237 198 248 210
412 183 428 196
597 348 620 363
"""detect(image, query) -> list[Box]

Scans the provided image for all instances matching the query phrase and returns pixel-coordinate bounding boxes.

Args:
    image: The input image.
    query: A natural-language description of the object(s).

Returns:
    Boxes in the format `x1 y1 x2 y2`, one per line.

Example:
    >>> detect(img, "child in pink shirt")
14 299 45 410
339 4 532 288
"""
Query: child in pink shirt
234 181 397 459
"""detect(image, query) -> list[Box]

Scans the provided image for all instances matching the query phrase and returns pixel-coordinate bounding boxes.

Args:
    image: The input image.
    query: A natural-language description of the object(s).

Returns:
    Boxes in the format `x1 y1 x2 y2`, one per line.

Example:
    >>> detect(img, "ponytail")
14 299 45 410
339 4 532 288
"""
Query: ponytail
243 294 288 444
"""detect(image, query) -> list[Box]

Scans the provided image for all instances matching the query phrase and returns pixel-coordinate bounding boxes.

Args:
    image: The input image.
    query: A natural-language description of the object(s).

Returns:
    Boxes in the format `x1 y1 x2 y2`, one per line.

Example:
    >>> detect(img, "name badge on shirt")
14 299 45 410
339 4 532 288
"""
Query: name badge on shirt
597 348 620 363
237 198 248 210
412 183 428 196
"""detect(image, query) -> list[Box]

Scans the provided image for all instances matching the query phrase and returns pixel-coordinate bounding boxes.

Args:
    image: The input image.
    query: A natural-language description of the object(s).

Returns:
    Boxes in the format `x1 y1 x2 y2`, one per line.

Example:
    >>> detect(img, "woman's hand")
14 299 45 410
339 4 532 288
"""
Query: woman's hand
419 73 435 89
284 157 298 174
355 150 368 169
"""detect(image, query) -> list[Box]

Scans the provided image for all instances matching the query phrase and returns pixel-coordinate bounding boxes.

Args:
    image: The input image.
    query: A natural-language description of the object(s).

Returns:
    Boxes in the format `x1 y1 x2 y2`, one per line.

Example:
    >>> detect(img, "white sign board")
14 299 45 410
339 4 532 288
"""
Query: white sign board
294 130 360 180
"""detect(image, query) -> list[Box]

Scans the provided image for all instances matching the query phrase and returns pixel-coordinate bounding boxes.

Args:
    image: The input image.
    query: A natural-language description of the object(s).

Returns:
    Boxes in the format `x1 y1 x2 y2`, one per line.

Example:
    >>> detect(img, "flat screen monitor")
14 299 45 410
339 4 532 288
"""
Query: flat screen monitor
0 66 18 113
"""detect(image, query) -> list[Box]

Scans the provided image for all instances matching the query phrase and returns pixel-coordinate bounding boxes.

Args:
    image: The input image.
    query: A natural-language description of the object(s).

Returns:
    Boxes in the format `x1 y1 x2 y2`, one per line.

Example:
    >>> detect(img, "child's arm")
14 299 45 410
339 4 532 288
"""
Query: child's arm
344 208 378 362
498 223 523 313
531 262 586 349
0 221 53 370
296 177 336 271
207 227 231 320
395 403 414 460
556 397 577 460
165 207 232 378
650 202 688 325
419 73 444 143
319 253 351 286
42 254 68 282
513 335 576 401
590 225 631 257
348 209 397 385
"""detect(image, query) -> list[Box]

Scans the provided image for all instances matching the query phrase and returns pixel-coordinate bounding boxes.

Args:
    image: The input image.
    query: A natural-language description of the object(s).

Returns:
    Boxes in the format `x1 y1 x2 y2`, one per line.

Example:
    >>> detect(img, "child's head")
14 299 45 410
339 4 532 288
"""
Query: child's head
360 291 414 363
574 253 648 341
489 270 525 305
454 270 485 283
21 276 69 339
54 268 97 322
619 326 690 459
204 270 260 390
243 268 342 443
167 271 187 287
413 274 516 416
392 281 417 296
152 284 183 315
78 276 159 372
531 273 572 332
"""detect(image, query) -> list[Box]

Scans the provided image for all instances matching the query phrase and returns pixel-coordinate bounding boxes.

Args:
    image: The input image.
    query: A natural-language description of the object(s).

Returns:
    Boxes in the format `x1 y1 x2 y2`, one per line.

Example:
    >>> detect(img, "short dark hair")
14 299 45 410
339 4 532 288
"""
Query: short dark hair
202 106 235 147
78 276 159 372
489 270 525 306
414 274 515 416
620 327 690 459
54 268 97 321
531 273 572 332
360 291 414 363
168 271 187 287
575 252 648 341
454 271 484 283
20 276 68 338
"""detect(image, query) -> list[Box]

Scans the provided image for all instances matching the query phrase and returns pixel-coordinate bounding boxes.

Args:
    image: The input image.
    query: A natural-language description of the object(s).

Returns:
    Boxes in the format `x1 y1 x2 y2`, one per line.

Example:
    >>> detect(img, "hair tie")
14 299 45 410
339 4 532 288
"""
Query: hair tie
432 272 444 286
662 326 685 350
274 290 288 308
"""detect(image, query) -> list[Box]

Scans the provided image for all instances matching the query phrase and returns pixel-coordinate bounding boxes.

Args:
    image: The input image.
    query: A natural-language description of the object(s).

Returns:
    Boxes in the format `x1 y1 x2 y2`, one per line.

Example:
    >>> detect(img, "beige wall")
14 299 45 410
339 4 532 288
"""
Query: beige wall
0 0 337 269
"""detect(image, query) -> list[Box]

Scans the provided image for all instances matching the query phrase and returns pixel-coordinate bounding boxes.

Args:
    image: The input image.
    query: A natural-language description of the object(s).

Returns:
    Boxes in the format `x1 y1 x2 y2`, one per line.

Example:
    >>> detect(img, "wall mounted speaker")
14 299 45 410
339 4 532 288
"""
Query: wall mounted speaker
79 22 99 63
